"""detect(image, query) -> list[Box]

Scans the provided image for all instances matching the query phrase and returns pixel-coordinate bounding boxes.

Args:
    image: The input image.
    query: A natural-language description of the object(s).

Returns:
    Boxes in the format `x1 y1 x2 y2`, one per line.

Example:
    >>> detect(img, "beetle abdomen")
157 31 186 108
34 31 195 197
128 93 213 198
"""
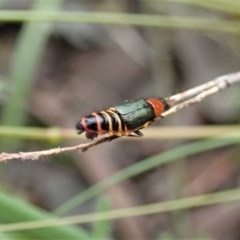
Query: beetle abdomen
76 109 127 139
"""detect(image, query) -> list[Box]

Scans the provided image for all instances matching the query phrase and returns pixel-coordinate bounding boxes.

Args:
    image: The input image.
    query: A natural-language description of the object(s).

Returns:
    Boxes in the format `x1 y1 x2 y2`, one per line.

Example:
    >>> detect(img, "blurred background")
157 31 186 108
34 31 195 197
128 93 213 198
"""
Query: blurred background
0 0 240 239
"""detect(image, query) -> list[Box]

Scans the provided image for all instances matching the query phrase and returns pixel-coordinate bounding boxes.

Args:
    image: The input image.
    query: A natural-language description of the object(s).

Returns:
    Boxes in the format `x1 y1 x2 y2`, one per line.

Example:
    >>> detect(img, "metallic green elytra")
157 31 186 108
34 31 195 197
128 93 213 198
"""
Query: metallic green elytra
114 99 155 130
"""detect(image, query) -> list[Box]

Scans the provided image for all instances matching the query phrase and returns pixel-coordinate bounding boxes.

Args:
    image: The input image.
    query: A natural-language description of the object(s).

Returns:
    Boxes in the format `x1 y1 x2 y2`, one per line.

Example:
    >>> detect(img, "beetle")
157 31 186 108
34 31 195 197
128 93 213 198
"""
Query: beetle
76 98 170 140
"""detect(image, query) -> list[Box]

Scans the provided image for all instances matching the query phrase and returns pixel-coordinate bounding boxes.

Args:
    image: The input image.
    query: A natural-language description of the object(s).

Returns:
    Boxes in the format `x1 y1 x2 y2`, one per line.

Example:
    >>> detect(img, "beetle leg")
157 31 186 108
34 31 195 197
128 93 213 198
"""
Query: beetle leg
135 130 143 137
108 135 119 141
85 132 98 140
77 130 84 135
143 121 154 128
128 130 143 137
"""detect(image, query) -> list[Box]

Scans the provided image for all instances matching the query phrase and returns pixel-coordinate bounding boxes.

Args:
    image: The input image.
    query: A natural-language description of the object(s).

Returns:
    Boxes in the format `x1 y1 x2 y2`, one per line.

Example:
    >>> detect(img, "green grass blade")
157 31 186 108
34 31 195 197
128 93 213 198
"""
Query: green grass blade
0 190 90 239
91 195 112 239
0 125 240 142
0 0 63 150
0 231 15 240
54 134 240 215
2 188 240 232
0 12 239 33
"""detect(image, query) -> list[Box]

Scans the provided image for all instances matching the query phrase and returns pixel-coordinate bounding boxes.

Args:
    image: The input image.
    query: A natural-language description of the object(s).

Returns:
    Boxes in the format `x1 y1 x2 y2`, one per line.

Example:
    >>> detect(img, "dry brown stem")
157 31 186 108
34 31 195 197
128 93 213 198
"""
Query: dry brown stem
0 136 118 162
1 71 240 162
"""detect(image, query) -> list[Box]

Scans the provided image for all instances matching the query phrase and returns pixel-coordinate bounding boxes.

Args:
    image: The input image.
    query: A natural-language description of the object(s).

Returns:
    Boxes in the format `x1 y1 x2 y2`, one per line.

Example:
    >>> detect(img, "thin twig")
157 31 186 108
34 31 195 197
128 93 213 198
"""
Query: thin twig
166 72 240 105
0 136 118 162
162 71 240 117
0 71 240 162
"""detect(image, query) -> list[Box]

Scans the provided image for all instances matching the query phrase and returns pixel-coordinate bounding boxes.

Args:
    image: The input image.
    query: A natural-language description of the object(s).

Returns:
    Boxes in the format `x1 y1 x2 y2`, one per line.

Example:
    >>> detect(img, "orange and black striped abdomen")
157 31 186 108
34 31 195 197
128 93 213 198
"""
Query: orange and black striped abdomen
76 109 127 139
